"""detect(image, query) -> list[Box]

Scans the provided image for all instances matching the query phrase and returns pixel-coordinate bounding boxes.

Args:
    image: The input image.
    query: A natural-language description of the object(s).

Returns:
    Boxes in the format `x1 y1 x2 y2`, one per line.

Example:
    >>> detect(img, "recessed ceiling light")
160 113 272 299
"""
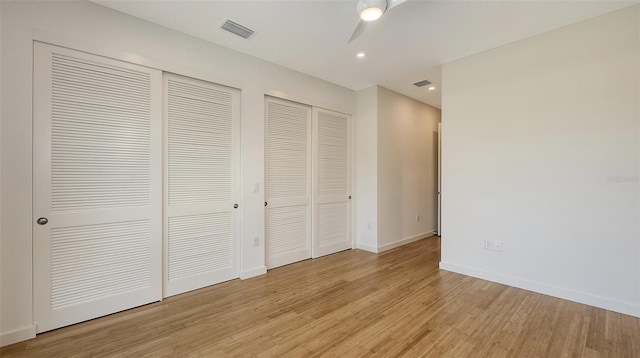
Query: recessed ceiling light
428 86 436 91
357 52 365 58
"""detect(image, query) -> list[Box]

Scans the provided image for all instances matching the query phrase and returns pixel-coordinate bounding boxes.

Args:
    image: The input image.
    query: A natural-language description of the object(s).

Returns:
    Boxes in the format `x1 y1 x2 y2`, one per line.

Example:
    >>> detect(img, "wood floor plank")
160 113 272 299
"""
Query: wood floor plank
2 236 639 357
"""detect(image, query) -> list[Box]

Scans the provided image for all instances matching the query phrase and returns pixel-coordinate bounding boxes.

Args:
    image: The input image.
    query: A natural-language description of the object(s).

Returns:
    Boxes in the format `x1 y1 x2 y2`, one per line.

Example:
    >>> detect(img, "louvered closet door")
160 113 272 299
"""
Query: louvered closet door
33 43 162 333
164 74 240 297
265 97 312 269
312 108 352 258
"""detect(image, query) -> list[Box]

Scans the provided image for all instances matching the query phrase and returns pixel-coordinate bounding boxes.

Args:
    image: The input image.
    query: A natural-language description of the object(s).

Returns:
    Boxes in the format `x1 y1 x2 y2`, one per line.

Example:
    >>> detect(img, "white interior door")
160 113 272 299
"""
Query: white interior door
163 73 240 297
33 42 162 333
312 108 352 258
265 97 312 269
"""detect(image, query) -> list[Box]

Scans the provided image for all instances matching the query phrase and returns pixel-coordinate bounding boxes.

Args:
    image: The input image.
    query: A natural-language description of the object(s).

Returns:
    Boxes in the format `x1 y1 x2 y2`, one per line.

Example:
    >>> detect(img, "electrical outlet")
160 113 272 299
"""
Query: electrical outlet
416 214 420 222
484 240 494 250
253 237 260 247
494 240 502 252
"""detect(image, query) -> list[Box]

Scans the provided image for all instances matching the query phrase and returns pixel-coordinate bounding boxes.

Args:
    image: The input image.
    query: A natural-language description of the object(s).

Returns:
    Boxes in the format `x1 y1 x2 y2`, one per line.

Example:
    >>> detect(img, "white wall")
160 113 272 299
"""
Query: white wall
354 86 378 252
0 0 355 345
440 6 640 317
377 87 440 250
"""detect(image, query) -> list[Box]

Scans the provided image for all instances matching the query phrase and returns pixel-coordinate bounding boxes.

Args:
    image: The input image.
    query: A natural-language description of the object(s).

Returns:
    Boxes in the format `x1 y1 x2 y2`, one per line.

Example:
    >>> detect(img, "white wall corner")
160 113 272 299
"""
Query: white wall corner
439 261 640 318
239 266 267 280
0 325 36 347
354 86 379 250
377 231 436 253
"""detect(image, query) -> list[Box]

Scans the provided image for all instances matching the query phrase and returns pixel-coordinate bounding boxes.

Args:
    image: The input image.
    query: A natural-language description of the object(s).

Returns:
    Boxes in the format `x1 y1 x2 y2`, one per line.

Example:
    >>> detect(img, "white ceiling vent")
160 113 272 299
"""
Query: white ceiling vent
413 80 432 87
221 20 255 39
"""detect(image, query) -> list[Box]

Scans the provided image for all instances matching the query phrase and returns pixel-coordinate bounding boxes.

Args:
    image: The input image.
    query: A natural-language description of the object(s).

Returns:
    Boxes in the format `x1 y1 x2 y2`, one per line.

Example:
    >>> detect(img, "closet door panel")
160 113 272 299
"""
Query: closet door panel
313 108 352 258
265 97 312 269
164 74 240 297
33 42 162 333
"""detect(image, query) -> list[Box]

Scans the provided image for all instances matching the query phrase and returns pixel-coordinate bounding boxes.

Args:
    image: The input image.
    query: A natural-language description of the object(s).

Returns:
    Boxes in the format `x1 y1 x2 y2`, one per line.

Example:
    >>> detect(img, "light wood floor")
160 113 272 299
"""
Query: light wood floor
2 236 639 357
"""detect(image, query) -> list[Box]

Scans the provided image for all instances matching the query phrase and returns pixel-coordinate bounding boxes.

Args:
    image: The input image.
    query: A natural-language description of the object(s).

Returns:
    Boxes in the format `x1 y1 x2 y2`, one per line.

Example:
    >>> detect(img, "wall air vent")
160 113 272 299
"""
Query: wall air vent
221 20 255 39
413 80 432 87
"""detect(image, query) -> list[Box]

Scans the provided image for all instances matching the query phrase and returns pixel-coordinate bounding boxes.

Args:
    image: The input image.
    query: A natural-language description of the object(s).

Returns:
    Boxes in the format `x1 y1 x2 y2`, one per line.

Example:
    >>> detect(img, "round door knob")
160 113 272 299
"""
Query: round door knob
37 217 48 225
234 203 239 209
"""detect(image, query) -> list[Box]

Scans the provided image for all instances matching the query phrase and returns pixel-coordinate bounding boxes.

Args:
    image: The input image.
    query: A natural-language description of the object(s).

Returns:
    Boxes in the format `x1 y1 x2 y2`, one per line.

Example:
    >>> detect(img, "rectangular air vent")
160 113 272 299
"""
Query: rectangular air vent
221 20 255 39
413 80 432 87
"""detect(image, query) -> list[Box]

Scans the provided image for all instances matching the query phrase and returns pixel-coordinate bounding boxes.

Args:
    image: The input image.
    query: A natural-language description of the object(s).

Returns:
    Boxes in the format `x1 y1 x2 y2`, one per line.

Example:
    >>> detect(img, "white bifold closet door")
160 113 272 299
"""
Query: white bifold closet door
164 73 240 297
33 42 162 333
312 108 352 258
265 97 312 269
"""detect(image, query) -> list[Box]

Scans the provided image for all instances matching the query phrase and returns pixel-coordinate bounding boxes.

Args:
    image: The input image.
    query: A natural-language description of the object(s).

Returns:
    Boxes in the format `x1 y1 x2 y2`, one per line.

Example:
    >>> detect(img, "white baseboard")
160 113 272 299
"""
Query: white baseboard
239 266 267 280
439 261 640 318
378 231 436 253
1 325 36 347
355 242 378 253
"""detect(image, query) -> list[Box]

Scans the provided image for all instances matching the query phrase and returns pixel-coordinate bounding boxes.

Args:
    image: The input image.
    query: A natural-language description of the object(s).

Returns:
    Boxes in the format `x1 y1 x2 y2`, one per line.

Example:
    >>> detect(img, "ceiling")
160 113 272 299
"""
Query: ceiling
92 0 636 109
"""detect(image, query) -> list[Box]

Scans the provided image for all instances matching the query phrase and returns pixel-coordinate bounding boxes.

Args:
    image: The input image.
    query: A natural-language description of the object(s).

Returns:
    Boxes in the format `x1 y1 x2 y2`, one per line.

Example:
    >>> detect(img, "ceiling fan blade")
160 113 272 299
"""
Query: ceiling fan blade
387 0 408 10
347 20 367 44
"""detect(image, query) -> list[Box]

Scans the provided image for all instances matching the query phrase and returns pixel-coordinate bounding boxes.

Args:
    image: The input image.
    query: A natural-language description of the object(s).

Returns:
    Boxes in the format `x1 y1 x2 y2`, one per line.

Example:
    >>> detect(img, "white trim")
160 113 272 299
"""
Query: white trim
0 325 36 347
439 261 640 318
240 266 267 280
355 242 378 253
378 231 436 253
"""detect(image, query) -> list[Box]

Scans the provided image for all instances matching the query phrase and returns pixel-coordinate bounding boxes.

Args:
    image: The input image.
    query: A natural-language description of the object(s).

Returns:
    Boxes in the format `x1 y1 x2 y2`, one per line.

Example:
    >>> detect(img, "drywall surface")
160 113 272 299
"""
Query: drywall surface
441 6 640 316
377 86 441 248
0 0 355 344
